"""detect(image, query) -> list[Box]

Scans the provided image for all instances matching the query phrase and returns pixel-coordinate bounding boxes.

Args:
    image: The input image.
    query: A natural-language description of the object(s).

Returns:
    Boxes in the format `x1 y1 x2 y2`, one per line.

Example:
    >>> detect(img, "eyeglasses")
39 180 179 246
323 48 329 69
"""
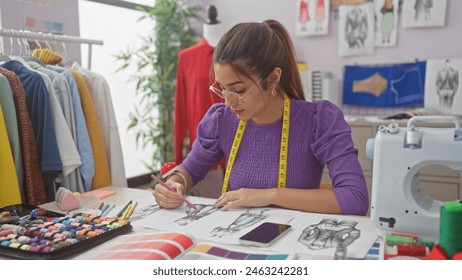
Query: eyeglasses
209 77 263 104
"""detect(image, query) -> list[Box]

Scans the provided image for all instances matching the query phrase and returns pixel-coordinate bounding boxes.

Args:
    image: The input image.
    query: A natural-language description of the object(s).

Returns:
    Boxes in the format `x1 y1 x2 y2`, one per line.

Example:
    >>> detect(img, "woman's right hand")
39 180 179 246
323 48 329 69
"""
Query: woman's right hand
152 181 185 209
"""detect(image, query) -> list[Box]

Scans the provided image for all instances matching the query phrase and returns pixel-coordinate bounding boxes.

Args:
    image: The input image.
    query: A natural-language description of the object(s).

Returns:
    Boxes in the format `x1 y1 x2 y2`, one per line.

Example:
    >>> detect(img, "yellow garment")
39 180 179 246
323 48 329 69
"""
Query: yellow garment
32 48 63 64
71 70 111 189
0 104 21 207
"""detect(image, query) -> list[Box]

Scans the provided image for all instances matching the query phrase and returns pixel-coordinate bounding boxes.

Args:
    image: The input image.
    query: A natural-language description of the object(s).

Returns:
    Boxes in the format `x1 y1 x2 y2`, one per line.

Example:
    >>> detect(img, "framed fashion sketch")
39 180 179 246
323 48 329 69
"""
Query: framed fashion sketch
402 0 447 28
296 0 330 36
338 2 375 57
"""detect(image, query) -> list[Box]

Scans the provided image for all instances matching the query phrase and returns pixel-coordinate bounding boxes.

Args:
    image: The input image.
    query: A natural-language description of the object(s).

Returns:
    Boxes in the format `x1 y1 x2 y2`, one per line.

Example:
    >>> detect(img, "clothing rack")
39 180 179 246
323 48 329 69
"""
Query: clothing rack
0 28 103 69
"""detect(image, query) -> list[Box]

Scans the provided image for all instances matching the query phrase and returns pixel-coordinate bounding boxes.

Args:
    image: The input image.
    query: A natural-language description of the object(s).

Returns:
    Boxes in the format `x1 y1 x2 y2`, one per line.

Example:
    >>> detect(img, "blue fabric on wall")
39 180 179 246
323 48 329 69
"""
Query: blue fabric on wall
343 61 426 107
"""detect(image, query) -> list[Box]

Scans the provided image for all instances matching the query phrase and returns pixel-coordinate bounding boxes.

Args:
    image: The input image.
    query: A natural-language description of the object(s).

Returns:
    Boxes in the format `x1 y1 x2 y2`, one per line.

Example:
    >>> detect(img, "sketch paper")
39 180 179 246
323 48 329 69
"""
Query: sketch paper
185 207 296 245
296 0 330 36
269 212 378 259
338 2 375 57
402 0 447 28
374 0 399 47
424 59 462 115
130 196 220 231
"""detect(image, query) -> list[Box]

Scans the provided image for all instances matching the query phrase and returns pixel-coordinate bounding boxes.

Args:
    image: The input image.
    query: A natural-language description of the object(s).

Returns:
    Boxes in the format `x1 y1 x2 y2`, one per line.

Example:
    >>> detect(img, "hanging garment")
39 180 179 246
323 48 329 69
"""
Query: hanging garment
71 70 111 189
72 63 127 188
343 61 427 107
32 48 63 65
0 103 21 207
47 65 95 192
29 62 84 193
174 38 224 168
0 74 24 198
2 60 63 200
0 67 46 205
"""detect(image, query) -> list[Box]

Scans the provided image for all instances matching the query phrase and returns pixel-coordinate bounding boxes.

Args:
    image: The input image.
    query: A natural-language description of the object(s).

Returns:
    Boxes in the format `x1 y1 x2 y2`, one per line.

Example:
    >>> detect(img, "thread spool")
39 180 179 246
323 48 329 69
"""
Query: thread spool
387 123 399 134
406 130 420 145
385 234 415 246
439 201 462 258
396 245 429 256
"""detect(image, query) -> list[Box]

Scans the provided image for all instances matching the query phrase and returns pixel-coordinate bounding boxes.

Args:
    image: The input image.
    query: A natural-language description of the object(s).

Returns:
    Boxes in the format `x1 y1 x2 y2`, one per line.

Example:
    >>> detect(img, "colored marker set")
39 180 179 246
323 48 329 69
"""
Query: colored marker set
0 204 132 259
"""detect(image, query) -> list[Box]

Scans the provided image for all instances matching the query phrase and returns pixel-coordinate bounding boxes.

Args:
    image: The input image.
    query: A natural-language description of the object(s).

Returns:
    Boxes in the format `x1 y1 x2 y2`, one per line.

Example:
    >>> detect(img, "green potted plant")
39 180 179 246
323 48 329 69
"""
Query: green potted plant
116 0 201 172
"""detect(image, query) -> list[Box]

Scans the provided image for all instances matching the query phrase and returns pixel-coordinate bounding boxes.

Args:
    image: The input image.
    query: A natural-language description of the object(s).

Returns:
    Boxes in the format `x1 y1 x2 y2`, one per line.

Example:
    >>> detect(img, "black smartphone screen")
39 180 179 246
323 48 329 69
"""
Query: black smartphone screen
239 222 291 246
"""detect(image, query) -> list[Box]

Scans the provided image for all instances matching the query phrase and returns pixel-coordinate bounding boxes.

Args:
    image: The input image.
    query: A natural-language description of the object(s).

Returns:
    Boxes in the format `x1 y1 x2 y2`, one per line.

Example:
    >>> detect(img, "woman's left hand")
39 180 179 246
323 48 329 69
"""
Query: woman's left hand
215 188 275 211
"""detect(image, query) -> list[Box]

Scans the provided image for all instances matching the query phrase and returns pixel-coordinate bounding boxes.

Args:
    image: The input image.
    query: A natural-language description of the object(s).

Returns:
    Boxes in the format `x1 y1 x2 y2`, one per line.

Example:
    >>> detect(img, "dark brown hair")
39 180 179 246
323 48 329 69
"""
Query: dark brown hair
213 19 305 100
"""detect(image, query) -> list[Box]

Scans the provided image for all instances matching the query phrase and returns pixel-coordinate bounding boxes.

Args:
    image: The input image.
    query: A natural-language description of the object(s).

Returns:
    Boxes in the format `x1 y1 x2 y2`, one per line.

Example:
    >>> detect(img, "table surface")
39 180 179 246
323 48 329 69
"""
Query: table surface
1 186 380 260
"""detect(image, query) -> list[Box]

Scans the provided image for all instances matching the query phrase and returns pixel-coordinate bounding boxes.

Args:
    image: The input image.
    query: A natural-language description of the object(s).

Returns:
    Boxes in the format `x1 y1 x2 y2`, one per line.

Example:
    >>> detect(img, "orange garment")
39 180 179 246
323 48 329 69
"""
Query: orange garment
71 70 111 189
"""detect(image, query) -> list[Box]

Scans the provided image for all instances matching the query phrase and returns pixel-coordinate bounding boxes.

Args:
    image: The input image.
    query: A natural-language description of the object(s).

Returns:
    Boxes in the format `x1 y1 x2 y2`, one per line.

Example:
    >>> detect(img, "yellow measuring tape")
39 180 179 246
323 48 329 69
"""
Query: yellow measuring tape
221 95 291 194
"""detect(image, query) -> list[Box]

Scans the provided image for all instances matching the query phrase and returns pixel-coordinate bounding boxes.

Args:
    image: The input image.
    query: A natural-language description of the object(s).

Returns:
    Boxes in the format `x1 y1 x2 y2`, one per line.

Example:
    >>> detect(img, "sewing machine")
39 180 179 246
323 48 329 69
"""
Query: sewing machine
366 116 462 241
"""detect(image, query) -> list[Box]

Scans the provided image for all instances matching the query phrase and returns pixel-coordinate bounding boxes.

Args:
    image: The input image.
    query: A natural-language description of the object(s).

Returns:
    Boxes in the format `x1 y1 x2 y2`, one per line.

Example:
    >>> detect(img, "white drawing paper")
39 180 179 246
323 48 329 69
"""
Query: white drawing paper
402 0 447 28
296 0 330 36
269 212 378 259
129 196 220 231
184 207 296 245
338 2 375 57
374 0 399 47
424 59 462 115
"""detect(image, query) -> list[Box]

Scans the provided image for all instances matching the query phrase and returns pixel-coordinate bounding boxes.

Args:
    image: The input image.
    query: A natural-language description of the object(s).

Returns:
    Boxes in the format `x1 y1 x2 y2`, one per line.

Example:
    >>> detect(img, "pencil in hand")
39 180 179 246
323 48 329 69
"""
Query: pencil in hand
151 174 199 211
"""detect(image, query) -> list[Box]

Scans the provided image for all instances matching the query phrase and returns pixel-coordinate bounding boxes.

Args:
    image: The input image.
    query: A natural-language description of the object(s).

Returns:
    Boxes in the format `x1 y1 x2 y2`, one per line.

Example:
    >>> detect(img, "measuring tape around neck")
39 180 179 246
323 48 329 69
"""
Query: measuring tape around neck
221 94 291 194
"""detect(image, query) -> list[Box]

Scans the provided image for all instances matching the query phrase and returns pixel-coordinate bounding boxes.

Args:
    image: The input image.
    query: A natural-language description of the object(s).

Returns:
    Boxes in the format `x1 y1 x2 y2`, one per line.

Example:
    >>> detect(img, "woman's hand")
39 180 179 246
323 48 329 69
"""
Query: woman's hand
215 188 276 211
152 181 185 209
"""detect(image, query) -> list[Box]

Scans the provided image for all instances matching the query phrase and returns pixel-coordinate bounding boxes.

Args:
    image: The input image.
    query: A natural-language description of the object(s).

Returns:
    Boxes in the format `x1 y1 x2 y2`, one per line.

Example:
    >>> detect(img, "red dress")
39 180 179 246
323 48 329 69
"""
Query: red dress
174 38 224 169
299 0 310 23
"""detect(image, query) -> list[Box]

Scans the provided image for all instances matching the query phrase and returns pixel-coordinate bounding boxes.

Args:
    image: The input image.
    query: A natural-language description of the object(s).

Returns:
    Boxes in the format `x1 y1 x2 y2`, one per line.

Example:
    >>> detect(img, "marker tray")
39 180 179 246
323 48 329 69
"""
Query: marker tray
0 204 132 260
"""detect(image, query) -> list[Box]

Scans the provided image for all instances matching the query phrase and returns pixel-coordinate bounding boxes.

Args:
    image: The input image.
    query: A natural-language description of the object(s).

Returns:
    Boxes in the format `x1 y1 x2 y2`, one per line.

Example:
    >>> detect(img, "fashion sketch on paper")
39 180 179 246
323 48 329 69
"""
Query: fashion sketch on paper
345 7 368 50
298 218 361 250
210 209 269 238
435 62 459 108
174 204 219 226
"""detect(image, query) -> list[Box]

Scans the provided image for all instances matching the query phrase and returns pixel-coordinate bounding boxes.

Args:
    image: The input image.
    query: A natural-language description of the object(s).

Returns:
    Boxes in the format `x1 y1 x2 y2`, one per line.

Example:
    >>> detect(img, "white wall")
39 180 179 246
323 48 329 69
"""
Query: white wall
0 0 81 62
191 0 462 79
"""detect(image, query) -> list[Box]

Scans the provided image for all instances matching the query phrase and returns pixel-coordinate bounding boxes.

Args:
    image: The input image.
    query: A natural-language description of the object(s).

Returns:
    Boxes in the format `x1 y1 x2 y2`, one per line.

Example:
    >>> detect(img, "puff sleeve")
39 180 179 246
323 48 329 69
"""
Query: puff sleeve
179 103 225 185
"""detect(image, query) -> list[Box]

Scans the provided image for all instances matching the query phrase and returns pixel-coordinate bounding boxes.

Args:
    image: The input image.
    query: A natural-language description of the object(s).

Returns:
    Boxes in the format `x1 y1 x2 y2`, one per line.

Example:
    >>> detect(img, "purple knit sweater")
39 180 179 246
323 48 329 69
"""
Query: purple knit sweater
180 99 368 215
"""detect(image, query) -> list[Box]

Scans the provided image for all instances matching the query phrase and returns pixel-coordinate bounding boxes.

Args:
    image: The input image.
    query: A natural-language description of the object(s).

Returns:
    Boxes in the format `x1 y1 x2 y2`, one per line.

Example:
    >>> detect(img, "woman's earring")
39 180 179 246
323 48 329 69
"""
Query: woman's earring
271 87 277 96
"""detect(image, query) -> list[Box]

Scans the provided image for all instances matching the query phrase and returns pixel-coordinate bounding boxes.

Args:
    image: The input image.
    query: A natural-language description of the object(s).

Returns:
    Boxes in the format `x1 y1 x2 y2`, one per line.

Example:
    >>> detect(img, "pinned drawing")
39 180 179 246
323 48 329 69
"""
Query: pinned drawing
298 0 310 32
435 63 459 108
298 218 360 251
402 0 447 28
296 0 330 36
425 59 462 115
374 0 399 47
174 204 219 226
338 2 375 57
211 209 269 238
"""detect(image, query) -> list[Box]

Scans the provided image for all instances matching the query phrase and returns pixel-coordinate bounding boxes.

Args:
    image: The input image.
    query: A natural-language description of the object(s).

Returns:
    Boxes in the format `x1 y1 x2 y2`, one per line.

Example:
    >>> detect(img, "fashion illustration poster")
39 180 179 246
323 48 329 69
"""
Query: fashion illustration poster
338 2 375 57
374 0 399 47
296 0 330 36
425 59 462 115
402 0 447 28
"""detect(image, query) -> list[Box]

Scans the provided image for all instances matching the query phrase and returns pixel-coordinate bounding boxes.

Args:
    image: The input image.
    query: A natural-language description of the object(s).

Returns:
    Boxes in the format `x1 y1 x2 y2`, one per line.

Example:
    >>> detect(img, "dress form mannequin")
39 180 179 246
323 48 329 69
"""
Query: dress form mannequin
203 5 225 47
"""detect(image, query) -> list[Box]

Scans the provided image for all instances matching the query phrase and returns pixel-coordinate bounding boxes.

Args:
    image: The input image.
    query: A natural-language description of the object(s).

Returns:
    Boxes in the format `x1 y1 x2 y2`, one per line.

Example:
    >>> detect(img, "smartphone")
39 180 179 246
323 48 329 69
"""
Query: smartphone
238 222 292 247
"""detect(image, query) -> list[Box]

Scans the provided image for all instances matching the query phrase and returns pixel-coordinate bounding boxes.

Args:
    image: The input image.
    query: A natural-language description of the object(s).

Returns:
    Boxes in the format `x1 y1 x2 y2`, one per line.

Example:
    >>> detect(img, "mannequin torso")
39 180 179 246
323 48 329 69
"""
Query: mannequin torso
203 23 226 47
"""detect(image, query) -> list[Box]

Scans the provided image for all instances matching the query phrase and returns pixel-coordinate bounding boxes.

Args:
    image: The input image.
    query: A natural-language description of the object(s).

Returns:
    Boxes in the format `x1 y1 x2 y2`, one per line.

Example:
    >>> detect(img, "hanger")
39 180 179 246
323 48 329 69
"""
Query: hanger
0 31 12 62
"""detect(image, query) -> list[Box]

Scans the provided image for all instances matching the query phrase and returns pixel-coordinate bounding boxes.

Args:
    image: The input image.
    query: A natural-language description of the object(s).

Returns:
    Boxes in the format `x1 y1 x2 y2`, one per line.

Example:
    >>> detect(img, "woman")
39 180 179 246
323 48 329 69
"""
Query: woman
153 19 368 216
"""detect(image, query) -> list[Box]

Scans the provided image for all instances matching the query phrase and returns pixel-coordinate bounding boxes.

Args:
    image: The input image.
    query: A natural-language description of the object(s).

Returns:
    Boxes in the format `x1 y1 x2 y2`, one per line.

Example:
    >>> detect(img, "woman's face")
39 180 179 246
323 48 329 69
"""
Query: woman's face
213 63 275 122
